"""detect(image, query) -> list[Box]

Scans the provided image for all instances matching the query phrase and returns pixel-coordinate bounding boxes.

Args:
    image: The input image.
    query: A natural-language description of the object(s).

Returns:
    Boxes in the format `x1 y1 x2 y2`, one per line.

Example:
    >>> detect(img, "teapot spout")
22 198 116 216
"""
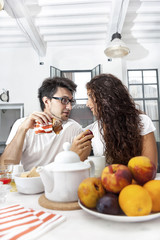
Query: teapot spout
36 166 53 193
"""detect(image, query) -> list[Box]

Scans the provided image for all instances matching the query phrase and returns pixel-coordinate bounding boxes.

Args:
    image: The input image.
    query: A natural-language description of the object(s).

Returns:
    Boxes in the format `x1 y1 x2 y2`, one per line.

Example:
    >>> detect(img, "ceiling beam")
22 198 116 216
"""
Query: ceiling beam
4 0 46 57
106 0 130 43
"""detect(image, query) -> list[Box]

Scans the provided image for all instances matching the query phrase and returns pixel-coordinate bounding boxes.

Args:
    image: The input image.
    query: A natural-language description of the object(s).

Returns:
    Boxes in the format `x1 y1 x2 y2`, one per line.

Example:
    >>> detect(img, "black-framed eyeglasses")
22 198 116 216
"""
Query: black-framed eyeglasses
52 96 76 106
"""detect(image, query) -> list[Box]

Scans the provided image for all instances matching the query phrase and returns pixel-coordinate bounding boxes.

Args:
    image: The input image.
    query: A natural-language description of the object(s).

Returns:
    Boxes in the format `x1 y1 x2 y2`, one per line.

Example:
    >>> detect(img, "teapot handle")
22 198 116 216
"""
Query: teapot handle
84 159 95 177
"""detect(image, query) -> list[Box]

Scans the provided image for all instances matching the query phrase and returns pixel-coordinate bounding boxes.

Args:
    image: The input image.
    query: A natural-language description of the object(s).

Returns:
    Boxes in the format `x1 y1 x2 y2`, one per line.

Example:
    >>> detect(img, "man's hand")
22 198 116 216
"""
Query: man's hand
70 130 94 161
0 111 54 166
20 111 53 132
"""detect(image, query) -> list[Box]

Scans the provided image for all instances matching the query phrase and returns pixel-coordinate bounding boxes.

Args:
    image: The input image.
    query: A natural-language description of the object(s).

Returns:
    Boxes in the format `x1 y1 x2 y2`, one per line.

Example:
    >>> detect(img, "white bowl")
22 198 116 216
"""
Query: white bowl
14 174 44 194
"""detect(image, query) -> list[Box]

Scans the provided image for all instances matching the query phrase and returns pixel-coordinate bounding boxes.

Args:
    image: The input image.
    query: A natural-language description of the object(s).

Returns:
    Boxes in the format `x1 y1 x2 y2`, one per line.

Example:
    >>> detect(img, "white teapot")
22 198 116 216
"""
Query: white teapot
37 142 95 202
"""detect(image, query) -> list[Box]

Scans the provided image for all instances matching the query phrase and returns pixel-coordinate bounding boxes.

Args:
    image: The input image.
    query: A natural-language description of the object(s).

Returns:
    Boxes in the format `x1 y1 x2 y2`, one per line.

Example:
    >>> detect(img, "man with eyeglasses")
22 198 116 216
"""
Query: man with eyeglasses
1 77 93 171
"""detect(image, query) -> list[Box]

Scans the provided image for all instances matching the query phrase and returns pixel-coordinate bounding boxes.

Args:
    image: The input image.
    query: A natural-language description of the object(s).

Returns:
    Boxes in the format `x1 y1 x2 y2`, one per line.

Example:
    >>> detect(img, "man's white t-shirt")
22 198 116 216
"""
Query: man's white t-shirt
84 114 156 157
6 118 83 171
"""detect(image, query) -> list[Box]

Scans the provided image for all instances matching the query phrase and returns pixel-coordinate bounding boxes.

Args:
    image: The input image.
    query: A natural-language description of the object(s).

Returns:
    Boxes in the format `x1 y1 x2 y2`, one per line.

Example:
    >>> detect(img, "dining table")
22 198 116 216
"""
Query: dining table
1 174 160 240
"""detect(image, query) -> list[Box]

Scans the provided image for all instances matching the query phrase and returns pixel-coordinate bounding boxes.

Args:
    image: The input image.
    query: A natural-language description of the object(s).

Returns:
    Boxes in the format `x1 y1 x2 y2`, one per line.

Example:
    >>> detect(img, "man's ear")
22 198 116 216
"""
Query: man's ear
42 96 50 107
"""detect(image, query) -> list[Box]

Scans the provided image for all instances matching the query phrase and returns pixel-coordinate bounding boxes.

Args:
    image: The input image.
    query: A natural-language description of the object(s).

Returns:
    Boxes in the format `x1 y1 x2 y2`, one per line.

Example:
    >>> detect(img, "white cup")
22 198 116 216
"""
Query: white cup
12 165 24 174
87 156 106 178
11 165 24 179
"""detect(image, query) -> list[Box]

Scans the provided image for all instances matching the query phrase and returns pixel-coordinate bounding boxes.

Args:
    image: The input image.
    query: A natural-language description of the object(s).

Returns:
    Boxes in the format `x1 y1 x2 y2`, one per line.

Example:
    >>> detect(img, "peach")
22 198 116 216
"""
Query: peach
101 164 132 193
128 156 156 185
78 177 105 208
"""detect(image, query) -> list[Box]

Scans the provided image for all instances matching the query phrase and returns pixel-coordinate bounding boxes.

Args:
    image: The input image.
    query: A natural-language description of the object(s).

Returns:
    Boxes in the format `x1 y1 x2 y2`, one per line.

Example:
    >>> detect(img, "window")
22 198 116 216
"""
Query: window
127 69 160 142
62 71 91 104
50 65 101 127
50 65 101 104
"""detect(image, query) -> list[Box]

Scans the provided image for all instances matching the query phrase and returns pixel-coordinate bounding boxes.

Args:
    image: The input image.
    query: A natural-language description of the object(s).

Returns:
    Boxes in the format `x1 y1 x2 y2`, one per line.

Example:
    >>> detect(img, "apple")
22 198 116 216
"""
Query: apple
85 129 93 135
96 193 121 215
101 164 132 193
78 177 106 209
82 129 93 138
128 156 156 185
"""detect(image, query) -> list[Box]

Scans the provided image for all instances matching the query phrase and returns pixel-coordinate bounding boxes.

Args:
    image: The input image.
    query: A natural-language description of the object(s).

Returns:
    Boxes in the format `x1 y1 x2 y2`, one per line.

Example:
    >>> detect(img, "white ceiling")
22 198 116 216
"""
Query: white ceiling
0 0 160 57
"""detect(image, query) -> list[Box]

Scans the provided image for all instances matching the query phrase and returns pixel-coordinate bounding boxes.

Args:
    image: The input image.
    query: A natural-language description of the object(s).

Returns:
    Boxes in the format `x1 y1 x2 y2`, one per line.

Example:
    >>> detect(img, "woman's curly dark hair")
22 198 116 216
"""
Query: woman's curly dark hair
86 74 143 165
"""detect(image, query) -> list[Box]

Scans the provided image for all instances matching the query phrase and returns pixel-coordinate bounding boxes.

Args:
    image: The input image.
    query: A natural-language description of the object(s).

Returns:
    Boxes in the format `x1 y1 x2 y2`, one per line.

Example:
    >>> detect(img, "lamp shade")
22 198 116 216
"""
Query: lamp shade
0 0 4 10
104 32 130 58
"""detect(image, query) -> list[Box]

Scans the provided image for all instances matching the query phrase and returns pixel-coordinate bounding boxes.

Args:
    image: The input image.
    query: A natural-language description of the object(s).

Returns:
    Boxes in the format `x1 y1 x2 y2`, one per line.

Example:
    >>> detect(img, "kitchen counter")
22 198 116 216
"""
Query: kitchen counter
1 184 160 240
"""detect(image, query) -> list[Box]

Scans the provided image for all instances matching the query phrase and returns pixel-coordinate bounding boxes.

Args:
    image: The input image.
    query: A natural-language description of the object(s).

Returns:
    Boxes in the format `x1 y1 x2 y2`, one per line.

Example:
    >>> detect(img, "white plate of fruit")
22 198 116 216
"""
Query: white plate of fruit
78 200 160 223
78 156 160 222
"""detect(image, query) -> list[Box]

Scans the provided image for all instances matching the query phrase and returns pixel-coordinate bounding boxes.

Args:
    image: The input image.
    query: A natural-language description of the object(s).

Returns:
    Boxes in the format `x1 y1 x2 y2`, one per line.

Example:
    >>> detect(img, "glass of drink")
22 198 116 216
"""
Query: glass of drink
0 165 12 184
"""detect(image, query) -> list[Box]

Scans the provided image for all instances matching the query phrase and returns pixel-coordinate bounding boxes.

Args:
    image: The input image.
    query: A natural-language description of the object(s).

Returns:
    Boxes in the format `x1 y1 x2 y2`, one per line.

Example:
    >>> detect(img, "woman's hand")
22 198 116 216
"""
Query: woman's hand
70 130 94 161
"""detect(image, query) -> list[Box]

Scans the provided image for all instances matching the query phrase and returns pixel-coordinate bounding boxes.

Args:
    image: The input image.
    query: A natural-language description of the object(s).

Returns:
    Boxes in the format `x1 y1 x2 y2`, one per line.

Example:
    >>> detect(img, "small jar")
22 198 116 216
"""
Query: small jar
0 165 12 184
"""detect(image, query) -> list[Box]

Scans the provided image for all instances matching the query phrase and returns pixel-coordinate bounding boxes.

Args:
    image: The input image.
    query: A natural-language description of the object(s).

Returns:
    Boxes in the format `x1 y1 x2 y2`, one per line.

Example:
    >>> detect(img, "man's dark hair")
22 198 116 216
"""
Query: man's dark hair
38 76 77 111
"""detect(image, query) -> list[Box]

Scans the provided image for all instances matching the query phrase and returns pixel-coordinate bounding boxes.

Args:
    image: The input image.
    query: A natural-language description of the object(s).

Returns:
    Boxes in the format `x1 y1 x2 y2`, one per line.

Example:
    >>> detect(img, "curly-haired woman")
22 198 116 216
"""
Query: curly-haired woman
85 73 158 168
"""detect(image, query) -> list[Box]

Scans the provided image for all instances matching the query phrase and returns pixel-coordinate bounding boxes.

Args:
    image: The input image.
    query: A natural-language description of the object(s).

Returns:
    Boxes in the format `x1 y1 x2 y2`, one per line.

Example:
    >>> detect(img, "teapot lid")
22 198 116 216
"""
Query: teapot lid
52 142 90 172
54 142 80 163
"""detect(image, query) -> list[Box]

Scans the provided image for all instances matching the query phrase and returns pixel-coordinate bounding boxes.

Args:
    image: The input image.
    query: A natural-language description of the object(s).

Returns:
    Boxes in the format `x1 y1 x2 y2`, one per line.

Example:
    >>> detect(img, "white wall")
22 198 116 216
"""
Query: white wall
126 42 160 71
0 44 123 116
0 42 159 116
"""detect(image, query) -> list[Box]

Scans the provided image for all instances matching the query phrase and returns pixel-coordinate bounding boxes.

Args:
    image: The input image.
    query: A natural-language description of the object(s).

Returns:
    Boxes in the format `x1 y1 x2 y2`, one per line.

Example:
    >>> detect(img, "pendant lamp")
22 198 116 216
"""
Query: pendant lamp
104 32 130 58
0 0 4 10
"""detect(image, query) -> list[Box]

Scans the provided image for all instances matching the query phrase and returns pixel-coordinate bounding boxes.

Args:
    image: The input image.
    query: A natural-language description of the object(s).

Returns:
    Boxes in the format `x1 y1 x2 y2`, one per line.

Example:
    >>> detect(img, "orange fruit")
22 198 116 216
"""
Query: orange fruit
143 180 160 213
119 184 152 216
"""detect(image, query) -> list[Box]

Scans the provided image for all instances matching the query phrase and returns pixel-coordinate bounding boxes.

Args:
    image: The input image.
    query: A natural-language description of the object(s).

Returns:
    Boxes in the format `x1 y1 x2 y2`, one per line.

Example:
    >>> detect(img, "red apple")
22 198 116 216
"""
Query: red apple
85 129 93 135
82 129 93 138
101 164 132 193
78 177 105 208
128 156 156 185
81 129 93 141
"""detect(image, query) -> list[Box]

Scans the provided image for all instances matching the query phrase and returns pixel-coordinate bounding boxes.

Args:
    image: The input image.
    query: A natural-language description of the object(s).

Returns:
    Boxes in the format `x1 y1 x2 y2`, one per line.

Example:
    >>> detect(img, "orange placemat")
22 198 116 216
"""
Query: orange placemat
0 204 65 239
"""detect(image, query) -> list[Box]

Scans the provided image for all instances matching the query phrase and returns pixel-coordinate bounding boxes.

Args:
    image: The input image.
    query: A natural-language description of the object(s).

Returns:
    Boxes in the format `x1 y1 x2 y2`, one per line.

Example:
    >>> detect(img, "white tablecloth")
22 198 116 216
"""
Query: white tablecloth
1 174 160 240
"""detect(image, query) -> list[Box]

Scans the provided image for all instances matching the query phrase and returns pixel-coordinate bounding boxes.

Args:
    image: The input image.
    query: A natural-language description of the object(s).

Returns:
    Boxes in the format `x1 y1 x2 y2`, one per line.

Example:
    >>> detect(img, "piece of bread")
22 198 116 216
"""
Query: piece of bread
20 167 40 178
52 118 63 134
20 172 29 178
27 167 40 177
